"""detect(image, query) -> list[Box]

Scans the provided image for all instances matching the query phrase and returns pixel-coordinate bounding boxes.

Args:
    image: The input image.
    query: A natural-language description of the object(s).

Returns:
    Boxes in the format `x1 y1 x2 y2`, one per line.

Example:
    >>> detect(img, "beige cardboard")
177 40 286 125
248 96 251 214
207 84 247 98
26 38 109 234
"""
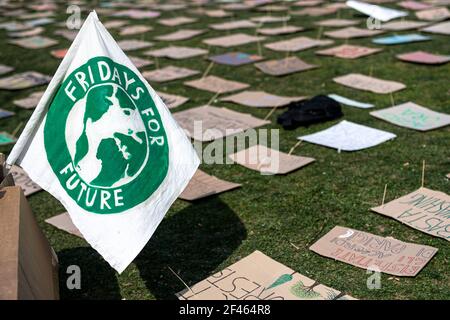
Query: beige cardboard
143 66 199 83
144 46 208 60
416 7 450 21
421 21 450 35
179 170 241 201
203 33 265 48
103 20 128 29
173 105 270 142
119 25 152 36
177 250 354 300
128 56 154 68
45 213 83 238
316 44 382 59
155 29 206 41
13 91 44 109
158 17 197 27
257 26 303 36
325 27 384 39
0 71 51 90
264 36 333 52
221 90 306 108
291 7 338 16
0 186 59 299
333 73 406 94
229 145 315 175
204 9 232 18
294 0 324 6
251 16 290 23
157 91 189 109
117 39 154 51
9 36 58 49
184 75 249 94
310 226 438 276
209 20 257 30
372 187 450 241
315 19 359 27
255 56 318 76
370 102 450 131
10 165 42 197
54 29 78 41
9 27 44 38
0 64 13 75
382 20 429 31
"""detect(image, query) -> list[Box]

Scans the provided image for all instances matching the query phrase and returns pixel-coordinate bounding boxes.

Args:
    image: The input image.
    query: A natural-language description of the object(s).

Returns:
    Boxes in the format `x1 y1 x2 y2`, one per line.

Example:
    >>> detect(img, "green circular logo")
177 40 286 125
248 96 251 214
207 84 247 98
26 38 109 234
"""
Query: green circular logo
44 56 169 214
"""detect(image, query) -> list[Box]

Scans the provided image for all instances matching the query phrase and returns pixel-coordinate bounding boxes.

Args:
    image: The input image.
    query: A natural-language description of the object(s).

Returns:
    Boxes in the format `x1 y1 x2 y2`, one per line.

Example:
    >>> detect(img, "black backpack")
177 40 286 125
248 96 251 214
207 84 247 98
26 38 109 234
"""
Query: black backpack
277 95 343 130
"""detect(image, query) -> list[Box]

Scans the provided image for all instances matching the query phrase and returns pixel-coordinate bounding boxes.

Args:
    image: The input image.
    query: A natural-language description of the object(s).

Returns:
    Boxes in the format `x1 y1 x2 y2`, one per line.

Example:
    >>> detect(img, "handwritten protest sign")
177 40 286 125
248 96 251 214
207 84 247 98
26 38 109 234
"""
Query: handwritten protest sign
372 188 450 241
9 36 58 49
257 26 303 36
117 39 154 51
209 52 263 66
184 75 249 94
264 36 333 52
221 91 306 108
310 226 438 276
255 57 318 76
155 29 206 41
143 66 199 83
315 19 359 27
10 165 42 196
0 71 51 90
209 20 256 30
158 17 197 27
177 250 354 300
45 213 83 238
396 51 450 65
13 91 44 109
316 44 382 59
333 73 406 94
203 33 265 47
324 27 384 39
157 91 189 109
145 46 207 60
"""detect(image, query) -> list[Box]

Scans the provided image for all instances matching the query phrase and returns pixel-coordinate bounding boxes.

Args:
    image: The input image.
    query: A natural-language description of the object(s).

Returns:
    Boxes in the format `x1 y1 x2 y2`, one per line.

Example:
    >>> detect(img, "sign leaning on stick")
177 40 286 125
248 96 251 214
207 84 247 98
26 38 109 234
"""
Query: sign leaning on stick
6 12 200 273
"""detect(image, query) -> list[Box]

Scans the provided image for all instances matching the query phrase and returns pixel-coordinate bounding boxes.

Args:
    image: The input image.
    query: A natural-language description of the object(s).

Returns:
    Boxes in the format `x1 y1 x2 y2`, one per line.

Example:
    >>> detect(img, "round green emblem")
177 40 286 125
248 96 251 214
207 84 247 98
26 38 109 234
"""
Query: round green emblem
44 56 169 214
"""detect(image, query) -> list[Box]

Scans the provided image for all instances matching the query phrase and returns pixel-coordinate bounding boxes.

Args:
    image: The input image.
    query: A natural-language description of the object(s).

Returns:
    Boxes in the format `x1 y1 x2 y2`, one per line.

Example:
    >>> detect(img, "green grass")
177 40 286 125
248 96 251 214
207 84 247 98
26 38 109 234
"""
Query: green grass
0 1 449 300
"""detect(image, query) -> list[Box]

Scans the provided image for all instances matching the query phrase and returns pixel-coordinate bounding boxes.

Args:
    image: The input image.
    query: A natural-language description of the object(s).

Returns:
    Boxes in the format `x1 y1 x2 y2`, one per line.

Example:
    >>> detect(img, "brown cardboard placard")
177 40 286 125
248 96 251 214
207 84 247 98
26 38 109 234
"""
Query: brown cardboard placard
0 64 14 76
10 165 42 197
119 25 152 36
370 102 450 131
382 20 429 31
157 91 189 109
103 20 128 29
144 46 208 60
421 21 450 35
204 9 232 18
255 56 318 76
179 170 241 201
158 17 197 27
173 105 270 142
291 7 338 16
294 0 324 6
310 226 438 276
9 36 58 49
0 132 17 146
324 27 384 39
221 90 306 108
415 7 450 21
333 73 406 94
251 16 291 24
209 20 257 30
128 56 154 69
155 29 206 41
8 27 44 38
184 75 249 94
203 33 266 48
13 91 44 109
264 36 333 52
54 29 78 41
316 44 382 59
45 213 83 238
371 187 450 241
229 145 315 175
315 18 359 27
117 39 154 51
177 250 354 300
0 186 59 299
143 66 199 83
257 26 304 36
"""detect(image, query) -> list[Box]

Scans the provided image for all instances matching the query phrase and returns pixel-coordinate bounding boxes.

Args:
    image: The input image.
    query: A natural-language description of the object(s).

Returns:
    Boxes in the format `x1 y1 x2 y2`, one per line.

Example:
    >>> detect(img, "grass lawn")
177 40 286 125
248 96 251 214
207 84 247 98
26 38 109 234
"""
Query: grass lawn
0 1 449 300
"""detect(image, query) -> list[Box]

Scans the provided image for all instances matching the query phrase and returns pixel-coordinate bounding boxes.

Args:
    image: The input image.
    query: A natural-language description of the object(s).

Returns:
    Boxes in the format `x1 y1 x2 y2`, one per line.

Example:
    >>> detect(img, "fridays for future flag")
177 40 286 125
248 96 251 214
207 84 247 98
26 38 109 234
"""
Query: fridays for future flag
7 12 200 273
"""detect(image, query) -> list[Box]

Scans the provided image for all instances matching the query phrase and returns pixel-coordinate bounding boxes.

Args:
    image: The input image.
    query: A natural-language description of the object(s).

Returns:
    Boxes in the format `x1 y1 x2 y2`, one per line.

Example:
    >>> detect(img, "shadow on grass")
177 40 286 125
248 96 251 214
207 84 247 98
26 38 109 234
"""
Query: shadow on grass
135 197 247 300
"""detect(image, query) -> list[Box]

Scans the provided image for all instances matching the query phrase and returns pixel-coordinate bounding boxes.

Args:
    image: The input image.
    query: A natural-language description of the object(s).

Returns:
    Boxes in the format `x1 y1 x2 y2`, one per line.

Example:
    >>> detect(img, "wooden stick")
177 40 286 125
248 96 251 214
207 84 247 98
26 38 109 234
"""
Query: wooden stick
167 266 194 294
207 91 221 106
288 140 302 155
421 160 425 188
264 104 278 121
202 61 214 79
382 183 388 206
12 121 24 137
390 93 395 106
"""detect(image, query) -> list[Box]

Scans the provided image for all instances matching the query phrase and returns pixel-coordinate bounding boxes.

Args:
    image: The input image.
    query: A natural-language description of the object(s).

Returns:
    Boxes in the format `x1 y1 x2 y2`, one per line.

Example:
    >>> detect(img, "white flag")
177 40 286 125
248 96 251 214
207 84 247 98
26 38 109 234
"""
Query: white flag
7 12 200 273
346 0 408 22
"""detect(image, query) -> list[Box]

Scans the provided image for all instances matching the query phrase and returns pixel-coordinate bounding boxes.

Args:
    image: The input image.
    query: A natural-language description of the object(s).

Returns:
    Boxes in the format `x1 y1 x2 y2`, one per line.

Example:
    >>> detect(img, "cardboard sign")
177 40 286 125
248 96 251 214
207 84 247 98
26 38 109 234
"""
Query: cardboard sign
221 90 306 108
316 44 382 59
0 186 59 299
25 18 54 27
372 34 431 45
265 36 333 52
416 7 450 21
324 27 384 39
145 46 208 60
157 91 189 109
255 56 318 76
209 52 263 66
0 71 51 90
315 18 359 27
0 21 31 32
399 1 432 10
50 48 68 59
204 9 232 18
257 26 303 36
103 20 128 29
173 106 270 142
251 16 290 23
177 250 354 300
298 120 396 151
372 188 450 241
209 20 257 30
143 66 199 83
333 73 406 94
310 226 438 276
371 102 450 131
229 145 315 175
294 0 325 6
179 170 241 201
421 21 450 35
54 29 78 41
0 132 17 146
13 91 44 109
184 75 250 94
203 33 266 48
291 7 338 16
328 94 374 109
45 213 83 238
113 9 160 19
117 39 154 51
9 36 58 49
158 17 197 27
0 64 13 75
129 56 154 68
119 25 152 36
155 29 206 41
8 27 44 38
10 165 42 197
346 0 408 22
382 20 429 31
0 108 15 119
396 51 450 65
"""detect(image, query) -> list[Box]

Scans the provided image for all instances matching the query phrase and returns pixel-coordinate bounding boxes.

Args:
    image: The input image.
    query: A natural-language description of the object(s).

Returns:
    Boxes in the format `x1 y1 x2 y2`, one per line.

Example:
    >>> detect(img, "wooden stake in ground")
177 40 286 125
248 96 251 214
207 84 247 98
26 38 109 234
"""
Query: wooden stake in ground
168 266 194 294
421 160 426 188
382 183 388 206
202 61 214 79
288 140 302 155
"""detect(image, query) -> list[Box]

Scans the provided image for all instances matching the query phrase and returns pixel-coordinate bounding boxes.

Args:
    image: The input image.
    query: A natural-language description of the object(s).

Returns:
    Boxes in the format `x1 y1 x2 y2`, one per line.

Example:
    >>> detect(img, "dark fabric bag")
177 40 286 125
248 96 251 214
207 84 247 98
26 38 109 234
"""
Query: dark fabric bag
277 95 343 129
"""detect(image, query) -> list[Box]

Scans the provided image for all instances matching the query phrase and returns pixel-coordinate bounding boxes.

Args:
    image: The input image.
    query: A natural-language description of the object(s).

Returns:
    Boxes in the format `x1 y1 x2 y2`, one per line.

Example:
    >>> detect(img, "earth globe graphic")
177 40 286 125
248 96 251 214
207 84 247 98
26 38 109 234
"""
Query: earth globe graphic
65 83 148 188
